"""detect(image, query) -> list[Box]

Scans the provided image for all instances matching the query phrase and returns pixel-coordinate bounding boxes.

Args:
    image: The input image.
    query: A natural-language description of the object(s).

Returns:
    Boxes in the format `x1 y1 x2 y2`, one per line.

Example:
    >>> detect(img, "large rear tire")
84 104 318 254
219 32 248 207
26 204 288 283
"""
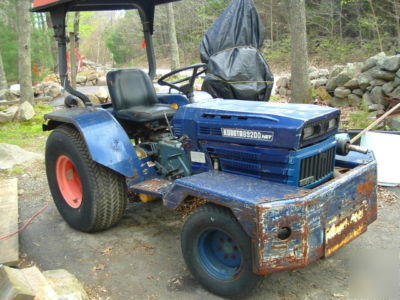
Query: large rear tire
181 204 263 299
45 124 127 232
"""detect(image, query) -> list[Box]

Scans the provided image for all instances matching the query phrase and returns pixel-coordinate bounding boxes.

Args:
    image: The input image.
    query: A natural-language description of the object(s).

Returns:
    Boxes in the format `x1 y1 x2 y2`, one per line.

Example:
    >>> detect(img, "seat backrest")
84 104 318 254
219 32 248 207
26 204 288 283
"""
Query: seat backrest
107 69 158 111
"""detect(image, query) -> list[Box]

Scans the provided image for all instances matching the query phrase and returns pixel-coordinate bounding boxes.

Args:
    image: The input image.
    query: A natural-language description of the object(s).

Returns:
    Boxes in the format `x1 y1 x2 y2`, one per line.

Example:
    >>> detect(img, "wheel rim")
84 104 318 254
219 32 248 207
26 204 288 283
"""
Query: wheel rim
56 155 83 209
198 229 242 281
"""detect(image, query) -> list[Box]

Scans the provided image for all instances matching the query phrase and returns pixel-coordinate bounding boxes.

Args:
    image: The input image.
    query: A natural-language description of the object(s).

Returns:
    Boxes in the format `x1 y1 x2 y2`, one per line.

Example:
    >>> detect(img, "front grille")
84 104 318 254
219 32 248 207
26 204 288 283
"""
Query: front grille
299 147 335 186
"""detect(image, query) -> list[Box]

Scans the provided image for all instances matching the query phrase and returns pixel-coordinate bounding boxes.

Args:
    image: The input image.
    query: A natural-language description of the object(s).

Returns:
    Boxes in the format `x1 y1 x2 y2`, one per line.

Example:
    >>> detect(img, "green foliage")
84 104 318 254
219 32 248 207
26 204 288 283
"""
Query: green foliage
0 104 53 147
0 23 18 82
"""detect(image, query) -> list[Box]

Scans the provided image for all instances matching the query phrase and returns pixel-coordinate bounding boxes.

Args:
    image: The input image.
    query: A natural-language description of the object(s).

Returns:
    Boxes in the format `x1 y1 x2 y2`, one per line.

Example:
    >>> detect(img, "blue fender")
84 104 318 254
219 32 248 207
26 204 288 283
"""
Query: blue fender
44 107 143 181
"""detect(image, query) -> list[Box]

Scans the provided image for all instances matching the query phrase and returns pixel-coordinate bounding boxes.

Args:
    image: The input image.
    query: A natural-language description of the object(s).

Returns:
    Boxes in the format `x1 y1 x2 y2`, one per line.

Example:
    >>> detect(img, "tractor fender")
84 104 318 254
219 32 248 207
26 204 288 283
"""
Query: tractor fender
43 107 143 180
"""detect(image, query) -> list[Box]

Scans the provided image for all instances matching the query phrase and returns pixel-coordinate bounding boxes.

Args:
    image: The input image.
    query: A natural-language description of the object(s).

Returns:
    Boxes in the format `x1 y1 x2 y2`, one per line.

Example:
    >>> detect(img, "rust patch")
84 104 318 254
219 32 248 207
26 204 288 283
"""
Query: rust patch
357 179 375 196
130 179 171 194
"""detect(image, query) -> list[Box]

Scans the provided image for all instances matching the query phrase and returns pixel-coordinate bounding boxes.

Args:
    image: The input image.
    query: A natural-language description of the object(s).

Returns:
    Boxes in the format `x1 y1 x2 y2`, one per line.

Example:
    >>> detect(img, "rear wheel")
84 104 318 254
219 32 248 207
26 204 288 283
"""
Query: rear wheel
181 204 263 299
45 124 127 232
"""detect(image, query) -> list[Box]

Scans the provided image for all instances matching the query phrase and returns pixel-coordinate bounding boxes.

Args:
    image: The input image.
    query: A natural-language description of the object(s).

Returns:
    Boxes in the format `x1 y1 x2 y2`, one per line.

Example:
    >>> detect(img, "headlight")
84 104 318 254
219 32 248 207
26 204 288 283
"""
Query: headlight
328 118 337 131
303 126 314 139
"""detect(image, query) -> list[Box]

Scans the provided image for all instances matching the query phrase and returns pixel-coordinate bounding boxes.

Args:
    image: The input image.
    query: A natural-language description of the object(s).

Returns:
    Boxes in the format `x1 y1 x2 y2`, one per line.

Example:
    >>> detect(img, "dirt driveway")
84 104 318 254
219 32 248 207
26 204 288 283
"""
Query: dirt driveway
6 155 399 300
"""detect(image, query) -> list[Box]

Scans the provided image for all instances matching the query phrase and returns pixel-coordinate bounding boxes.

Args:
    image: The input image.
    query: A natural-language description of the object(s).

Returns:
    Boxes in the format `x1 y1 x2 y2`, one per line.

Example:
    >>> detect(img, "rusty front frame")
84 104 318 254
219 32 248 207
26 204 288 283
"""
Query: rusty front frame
253 160 377 275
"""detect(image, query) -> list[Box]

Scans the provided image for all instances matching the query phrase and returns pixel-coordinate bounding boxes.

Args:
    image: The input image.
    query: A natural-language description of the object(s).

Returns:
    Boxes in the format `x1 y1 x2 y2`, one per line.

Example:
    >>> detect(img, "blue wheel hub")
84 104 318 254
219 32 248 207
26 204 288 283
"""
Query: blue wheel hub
198 229 242 280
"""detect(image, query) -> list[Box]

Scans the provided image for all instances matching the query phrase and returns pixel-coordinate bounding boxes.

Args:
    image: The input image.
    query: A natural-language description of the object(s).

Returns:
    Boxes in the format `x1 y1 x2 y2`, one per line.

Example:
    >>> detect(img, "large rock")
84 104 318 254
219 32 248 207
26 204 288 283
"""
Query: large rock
276 77 290 89
369 79 386 86
334 87 351 98
352 89 364 97
13 101 35 121
0 89 17 102
311 78 327 88
42 269 89 300
368 103 384 112
44 83 63 98
371 70 396 81
326 63 361 91
390 86 400 98
87 94 101 105
0 105 19 123
95 87 109 103
382 81 396 95
328 97 350 108
370 86 385 105
330 65 346 78
344 78 359 89
362 92 373 106
381 55 400 72
76 75 87 84
387 115 400 130
361 52 386 72
358 65 381 90
348 94 362 107
316 87 332 102
0 143 43 170
97 76 107 86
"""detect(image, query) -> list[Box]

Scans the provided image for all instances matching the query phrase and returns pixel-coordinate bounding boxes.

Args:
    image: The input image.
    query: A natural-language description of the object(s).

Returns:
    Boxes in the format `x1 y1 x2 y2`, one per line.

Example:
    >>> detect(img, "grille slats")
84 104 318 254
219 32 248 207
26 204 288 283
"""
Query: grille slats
300 147 335 187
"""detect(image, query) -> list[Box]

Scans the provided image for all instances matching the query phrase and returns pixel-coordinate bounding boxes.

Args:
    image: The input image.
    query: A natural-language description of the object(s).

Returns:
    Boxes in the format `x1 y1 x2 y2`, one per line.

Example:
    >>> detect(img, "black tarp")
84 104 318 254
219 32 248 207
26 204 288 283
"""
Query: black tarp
200 0 274 101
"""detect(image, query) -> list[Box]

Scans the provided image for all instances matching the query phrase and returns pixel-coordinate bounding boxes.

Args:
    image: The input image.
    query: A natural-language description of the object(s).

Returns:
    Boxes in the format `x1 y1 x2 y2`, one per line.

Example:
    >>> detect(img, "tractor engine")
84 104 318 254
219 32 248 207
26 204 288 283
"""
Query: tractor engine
172 100 341 188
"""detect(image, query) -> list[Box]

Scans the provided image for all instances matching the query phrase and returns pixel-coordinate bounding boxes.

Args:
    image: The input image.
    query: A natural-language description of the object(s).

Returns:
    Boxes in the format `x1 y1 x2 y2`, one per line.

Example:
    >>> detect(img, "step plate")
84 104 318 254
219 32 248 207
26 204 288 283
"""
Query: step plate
129 179 172 197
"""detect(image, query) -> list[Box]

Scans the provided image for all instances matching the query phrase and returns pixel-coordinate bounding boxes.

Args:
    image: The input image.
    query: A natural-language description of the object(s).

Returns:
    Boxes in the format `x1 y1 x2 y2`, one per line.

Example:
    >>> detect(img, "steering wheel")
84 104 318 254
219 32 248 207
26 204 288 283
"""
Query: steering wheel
157 63 207 102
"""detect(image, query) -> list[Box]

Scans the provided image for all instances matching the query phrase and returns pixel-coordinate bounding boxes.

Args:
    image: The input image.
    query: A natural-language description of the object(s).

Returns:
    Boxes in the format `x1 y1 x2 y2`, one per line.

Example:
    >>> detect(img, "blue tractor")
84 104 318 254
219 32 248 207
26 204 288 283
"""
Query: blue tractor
33 0 377 298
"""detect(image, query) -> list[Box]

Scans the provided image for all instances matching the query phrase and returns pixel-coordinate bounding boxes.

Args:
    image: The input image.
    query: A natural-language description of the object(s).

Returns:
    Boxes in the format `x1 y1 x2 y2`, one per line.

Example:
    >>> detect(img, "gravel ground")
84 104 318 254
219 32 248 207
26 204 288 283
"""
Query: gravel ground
2 143 399 300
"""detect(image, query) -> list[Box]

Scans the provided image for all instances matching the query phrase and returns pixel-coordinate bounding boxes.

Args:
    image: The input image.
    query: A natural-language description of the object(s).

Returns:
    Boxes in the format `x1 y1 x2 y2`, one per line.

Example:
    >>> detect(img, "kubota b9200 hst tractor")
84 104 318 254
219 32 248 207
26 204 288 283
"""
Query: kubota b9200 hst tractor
32 0 377 298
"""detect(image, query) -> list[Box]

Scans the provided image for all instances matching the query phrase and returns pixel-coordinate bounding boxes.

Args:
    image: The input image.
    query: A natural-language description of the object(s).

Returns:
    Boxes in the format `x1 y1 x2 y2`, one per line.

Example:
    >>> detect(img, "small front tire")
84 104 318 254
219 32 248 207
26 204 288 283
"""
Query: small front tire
181 204 263 299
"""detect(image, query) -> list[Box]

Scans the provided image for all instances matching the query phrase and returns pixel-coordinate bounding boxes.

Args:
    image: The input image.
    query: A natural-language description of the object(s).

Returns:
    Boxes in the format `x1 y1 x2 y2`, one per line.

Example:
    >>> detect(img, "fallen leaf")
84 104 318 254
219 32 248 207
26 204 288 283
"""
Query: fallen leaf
101 246 113 255
93 264 107 271
333 293 345 297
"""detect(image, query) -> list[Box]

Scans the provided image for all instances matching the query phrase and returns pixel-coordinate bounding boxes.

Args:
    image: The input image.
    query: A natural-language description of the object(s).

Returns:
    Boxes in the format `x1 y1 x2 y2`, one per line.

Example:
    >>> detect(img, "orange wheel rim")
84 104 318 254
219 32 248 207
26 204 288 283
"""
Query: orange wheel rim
56 155 83 208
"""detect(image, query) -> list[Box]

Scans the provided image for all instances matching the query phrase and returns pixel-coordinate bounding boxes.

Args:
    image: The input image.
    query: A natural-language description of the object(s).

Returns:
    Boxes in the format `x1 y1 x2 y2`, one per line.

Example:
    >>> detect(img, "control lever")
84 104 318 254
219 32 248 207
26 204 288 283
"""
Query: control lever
347 144 369 154
336 135 369 155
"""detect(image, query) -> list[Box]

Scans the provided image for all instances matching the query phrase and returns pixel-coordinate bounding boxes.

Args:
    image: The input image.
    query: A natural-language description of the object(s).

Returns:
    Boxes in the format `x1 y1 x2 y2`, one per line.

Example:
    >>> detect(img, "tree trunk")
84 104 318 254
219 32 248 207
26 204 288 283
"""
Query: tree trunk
166 3 180 70
0 51 7 91
269 0 274 43
394 1 400 49
368 0 383 52
46 12 58 71
286 0 312 103
16 0 34 104
70 12 80 89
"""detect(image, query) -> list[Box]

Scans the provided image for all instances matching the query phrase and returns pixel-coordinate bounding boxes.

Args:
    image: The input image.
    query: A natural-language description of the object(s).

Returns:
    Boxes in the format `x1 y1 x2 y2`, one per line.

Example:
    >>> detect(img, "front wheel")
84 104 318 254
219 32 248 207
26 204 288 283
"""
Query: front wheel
45 124 127 232
181 204 263 299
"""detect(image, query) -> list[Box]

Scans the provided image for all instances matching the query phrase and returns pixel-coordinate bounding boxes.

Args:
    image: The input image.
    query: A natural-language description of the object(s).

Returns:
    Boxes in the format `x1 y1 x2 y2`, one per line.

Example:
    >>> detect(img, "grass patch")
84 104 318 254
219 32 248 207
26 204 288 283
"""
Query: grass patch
0 104 53 149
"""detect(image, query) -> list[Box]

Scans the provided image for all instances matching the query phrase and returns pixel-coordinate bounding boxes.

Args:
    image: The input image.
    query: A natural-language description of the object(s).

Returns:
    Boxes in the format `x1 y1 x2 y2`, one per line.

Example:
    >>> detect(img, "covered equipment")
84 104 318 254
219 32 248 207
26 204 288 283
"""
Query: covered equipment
200 0 274 101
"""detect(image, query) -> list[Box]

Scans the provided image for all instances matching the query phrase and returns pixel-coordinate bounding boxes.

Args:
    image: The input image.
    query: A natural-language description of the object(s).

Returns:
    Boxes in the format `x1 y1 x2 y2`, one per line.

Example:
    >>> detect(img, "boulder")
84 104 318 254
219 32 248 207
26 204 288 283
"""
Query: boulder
44 83 63 98
95 87 109 103
76 75 87 84
358 65 381 90
13 101 35 121
370 86 385 105
348 94 362 107
316 87 332 102
0 143 43 170
0 105 19 123
326 63 360 91
42 269 89 300
381 55 400 72
318 69 330 77
328 97 350 108
370 79 386 86
334 87 351 98
0 89 17 101
362 92 373 106
311 78 327 88
382 81 396 95
387 115 400 131
330 65 346 78
97 76 107 86
10 84 21 97
371 70 396 81
368 103 385 112
87 94 101 105
309 71 320 80
352 89 364 97
344 78 359 89
278 87 288 96
276 77 290 89
361 52 386 72
43 73 60 83
390 86 400 98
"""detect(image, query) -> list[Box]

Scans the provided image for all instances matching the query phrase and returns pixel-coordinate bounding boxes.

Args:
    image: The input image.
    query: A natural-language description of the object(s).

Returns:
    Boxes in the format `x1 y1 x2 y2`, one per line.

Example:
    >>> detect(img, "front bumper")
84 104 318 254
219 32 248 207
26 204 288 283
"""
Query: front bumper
254 160 377 275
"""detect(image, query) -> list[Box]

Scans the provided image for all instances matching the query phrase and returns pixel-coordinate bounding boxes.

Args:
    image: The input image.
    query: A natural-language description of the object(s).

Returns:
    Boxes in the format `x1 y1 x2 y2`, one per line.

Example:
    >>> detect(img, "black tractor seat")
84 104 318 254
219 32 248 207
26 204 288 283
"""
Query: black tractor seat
107 69 176 123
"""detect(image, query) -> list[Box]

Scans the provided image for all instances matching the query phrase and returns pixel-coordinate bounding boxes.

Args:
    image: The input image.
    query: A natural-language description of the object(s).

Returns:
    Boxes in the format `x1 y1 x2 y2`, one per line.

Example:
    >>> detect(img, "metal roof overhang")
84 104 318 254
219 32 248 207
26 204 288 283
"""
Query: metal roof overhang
32 0 181 13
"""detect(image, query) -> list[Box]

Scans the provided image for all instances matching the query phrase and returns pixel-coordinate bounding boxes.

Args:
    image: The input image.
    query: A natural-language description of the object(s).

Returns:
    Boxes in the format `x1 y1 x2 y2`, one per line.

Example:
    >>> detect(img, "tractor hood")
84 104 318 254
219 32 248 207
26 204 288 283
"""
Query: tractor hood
172 100 340 150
